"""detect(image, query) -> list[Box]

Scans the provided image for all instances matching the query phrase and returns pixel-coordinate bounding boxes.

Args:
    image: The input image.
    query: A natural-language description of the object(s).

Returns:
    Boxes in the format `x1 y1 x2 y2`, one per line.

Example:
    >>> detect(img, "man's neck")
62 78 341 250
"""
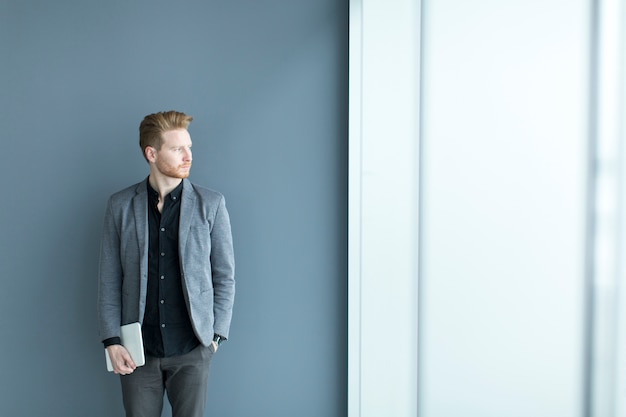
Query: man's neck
148 173 183 202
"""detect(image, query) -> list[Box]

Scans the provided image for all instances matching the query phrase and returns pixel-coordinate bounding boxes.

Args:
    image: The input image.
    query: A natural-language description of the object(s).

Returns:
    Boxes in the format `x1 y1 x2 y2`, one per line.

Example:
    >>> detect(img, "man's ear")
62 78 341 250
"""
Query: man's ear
145 146 157 163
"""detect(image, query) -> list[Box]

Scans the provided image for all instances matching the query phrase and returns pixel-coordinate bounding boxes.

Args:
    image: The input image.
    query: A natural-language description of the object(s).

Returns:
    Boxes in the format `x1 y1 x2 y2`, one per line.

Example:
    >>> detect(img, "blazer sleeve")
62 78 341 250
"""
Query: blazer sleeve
210 195 236 339
97 197 123 342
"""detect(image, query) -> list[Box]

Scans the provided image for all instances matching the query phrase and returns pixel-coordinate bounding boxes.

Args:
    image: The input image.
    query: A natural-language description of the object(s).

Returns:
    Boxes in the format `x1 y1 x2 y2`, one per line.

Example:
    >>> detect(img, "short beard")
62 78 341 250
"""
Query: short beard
156 162 191 179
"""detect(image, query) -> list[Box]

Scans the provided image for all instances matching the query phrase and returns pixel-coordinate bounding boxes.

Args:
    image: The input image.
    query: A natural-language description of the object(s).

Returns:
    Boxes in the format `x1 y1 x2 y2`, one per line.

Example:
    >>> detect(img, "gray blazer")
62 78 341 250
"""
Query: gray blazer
98 178 235 347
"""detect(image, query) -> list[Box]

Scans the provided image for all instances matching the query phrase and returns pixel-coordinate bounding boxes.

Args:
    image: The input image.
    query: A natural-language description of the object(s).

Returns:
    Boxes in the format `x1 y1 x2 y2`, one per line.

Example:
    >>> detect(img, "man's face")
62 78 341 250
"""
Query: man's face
148 129 193 179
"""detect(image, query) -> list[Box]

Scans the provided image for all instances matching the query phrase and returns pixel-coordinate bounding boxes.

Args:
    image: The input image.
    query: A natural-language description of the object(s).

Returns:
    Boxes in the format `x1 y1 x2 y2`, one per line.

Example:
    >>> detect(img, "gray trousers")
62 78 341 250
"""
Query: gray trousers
120 344 214 417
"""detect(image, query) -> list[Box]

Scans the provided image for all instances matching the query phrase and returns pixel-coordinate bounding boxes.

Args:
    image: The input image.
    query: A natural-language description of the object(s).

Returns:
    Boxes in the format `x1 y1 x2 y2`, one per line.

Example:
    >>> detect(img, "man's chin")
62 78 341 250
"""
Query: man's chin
179 167 192 179
163 172 190 180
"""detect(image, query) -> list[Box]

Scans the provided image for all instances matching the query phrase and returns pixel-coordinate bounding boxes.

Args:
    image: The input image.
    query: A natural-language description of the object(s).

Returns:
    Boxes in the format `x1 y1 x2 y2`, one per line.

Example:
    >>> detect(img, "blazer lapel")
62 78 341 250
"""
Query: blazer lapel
179 179 196 256
132 180 148 265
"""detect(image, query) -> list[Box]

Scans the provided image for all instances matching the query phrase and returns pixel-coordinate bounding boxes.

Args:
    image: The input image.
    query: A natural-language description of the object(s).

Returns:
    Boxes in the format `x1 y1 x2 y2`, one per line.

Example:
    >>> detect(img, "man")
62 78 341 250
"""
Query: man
98 110 235 417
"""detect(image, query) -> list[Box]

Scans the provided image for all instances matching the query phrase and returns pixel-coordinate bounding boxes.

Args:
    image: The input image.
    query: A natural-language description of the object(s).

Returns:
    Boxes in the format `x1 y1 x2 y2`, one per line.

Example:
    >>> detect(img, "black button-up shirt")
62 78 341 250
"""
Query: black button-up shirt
142 180 199 357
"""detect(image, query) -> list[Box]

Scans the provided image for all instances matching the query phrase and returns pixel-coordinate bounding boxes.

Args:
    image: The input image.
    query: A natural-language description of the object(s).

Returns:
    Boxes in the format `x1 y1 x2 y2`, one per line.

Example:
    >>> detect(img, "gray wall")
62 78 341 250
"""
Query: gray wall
0 1 347 416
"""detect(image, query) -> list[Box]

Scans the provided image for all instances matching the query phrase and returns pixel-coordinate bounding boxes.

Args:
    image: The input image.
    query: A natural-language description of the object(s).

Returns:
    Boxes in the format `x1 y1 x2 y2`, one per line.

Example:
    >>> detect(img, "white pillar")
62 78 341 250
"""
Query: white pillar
348 0 421 416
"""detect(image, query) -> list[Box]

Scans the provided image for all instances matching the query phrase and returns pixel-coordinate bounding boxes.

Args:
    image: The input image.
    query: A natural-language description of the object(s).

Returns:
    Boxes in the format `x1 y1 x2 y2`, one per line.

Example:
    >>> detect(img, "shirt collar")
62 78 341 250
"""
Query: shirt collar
146 179 184 203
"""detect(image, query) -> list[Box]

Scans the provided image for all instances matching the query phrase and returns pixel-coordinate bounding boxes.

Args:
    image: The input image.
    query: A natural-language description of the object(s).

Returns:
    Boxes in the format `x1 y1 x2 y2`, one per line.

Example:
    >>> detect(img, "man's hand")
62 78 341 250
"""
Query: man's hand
107 344 137 375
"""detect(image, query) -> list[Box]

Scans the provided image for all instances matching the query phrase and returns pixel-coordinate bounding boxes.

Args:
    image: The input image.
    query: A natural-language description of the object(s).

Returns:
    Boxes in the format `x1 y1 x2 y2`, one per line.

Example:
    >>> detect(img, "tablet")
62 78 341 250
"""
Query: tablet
105 322 146 372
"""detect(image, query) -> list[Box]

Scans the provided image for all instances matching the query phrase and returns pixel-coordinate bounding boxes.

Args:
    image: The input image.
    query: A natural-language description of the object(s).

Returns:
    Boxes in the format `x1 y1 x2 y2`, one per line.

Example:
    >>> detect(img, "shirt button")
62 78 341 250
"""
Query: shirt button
160 275 165 280
161 324 166 328
161 227 165 232
160 300 165 304
160 252 165 256
173 196 177 200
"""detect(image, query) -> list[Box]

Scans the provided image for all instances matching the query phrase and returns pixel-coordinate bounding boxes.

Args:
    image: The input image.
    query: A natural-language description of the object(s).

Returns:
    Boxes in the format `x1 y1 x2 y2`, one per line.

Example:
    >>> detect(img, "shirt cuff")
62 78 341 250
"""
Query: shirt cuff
103 337 121 347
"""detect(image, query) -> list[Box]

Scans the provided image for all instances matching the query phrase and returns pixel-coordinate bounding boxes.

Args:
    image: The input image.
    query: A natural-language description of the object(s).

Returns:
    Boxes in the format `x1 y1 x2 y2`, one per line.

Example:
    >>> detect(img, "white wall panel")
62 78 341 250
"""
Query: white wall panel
419 1 589 416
